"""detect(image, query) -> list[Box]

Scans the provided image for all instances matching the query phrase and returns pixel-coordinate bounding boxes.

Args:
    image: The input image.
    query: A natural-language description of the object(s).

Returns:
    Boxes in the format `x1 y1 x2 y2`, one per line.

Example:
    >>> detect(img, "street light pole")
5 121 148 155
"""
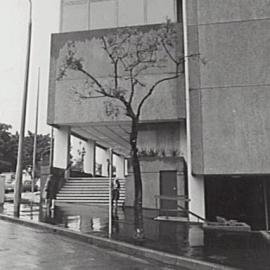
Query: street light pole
14 0 32 217
31 68 40 201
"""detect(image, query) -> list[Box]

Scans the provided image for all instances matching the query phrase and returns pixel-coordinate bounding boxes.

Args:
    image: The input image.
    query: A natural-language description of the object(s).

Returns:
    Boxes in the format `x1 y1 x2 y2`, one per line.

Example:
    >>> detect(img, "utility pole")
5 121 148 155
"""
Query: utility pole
31 68 40 196
14 0 32 217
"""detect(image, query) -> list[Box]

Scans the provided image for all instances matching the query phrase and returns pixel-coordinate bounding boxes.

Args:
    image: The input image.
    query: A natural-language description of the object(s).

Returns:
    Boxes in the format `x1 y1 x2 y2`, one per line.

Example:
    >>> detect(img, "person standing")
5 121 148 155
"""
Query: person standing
112 178 120 208
44 173 56 210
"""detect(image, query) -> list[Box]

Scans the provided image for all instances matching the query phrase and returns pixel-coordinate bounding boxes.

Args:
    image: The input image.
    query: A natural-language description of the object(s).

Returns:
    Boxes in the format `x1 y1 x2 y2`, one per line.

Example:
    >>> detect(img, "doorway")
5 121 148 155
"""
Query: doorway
160 171 177 216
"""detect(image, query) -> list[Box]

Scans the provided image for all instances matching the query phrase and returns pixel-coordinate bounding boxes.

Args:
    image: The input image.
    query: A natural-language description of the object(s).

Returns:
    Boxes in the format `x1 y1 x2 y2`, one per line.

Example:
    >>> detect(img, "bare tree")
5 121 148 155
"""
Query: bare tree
58 22 184 239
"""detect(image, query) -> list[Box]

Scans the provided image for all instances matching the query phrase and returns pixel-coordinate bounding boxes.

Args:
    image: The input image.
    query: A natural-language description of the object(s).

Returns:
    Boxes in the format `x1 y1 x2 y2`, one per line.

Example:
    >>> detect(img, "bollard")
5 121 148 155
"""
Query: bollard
0 175 5 205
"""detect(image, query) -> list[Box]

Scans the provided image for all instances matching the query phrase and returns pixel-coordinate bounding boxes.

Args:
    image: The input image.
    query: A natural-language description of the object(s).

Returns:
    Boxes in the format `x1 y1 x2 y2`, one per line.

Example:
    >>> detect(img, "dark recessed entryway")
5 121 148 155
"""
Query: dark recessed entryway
205 176 270 230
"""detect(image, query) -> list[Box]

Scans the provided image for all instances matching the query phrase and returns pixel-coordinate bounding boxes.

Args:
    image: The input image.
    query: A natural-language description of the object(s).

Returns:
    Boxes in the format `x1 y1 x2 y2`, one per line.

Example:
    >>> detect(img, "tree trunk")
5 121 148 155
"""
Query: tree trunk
130 117 144 240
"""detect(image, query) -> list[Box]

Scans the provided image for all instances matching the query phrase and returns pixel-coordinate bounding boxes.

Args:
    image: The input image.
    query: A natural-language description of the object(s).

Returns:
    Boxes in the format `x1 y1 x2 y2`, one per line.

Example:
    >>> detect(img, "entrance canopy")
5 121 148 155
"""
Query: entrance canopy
71 122 131 156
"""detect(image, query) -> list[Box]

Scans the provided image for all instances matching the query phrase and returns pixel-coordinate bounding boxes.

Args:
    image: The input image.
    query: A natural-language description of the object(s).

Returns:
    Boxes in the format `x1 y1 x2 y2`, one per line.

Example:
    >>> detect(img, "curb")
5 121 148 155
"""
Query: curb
0 214 238 270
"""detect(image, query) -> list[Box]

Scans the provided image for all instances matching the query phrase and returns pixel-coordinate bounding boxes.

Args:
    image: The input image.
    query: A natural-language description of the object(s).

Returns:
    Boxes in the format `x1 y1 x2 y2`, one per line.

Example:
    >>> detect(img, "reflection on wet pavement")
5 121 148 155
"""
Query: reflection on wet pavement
1 197 270 270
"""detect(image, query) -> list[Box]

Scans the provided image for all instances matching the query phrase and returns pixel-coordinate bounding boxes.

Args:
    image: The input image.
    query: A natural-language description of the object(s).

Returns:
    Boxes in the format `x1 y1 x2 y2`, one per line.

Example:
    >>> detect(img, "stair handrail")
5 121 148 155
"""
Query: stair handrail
177 204 206 222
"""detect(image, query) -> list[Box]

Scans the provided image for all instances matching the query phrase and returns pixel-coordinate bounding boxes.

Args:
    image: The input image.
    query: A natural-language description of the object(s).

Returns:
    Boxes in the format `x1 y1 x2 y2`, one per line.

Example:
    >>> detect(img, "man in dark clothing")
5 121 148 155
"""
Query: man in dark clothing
45 174 56 210
112 178 120 208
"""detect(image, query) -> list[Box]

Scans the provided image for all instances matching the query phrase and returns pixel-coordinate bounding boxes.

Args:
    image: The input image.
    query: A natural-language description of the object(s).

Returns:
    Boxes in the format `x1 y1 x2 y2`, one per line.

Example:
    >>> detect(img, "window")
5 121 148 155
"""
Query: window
146 0 175 24
89 0 179 30
62 0 182 32
118 0 145 26
90 0 117 29
62 1 89 32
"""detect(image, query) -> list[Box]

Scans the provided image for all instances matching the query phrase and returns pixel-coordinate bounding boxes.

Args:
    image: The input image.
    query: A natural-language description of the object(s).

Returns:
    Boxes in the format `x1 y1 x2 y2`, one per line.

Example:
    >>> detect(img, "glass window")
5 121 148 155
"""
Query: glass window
90 0 117 29
62 1 89 32
118 0 145 26
146 0 176 24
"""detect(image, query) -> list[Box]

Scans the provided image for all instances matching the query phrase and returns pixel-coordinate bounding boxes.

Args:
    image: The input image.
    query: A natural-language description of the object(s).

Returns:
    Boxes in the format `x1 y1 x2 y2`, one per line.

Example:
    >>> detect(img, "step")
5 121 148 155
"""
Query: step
64 183 110 186
59 190 110 194
55 200 109 204
57 195 110 198
57 193 124 198
61 186 125 192
67 178 126 183
65 182 126 186
62 185 110 189
56 200 125 204
64 182 120 186
58 191 125 195
57 194 125 198
56 197 124 202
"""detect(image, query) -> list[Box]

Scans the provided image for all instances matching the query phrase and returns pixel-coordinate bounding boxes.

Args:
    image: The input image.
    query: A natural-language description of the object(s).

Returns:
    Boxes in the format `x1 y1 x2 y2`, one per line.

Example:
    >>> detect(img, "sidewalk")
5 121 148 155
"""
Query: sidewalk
1 196 269 270
0 219 181 270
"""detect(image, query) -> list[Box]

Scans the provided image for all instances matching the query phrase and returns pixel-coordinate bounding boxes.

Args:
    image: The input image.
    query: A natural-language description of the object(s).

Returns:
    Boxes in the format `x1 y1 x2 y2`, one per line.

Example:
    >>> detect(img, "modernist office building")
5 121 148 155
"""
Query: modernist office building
48 0 270 229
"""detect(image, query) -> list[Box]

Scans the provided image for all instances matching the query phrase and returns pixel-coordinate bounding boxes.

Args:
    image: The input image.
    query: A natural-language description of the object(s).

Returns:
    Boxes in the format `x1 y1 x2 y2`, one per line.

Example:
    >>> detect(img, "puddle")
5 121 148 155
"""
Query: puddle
1 198 270 269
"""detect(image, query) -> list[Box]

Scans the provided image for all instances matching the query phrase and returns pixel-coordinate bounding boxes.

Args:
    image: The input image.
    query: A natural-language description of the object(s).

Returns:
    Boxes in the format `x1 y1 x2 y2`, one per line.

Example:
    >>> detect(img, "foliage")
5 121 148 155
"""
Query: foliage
0 123 18 172
22 131 51 172
71 142 86 171
0 123 51 174
138 148 182 158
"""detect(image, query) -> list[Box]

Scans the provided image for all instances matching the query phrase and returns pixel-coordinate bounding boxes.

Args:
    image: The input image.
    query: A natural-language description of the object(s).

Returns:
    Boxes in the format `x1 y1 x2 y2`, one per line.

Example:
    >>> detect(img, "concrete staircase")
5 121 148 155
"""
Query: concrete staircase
56 177 125 205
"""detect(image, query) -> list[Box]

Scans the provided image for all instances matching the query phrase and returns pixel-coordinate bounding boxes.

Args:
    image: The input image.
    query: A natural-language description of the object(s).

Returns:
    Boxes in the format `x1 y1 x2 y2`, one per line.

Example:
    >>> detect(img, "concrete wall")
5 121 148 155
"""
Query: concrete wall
125 157 185 209
188 0 270 174
48 24 185 126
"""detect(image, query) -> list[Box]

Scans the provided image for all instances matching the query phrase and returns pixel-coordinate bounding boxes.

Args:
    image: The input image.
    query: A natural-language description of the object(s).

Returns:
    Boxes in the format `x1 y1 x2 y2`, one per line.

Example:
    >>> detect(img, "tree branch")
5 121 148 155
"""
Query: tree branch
136 72 180 118
101 36 116 64
128 69 135 105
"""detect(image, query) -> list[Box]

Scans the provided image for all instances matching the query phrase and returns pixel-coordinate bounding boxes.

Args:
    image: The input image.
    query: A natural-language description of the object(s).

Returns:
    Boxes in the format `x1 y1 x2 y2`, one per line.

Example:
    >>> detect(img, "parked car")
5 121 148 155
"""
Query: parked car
22 179 39 192
0 173 15 193
22 180 32 192
5 178 15 192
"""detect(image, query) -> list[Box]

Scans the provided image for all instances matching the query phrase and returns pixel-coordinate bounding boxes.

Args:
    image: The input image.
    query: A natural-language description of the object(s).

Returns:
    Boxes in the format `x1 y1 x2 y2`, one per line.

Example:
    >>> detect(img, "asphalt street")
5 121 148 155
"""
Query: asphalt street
0 219 185 270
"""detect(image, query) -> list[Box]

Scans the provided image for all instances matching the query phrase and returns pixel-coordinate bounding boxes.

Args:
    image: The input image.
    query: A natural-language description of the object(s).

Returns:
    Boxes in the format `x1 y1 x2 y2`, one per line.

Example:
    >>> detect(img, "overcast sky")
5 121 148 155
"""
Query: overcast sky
0 0 60 134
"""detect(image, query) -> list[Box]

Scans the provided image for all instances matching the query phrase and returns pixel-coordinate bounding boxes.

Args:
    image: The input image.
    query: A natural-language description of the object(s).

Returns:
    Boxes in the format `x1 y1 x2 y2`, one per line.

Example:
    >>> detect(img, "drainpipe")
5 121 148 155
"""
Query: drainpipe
182 0 192 205
182 0 205 222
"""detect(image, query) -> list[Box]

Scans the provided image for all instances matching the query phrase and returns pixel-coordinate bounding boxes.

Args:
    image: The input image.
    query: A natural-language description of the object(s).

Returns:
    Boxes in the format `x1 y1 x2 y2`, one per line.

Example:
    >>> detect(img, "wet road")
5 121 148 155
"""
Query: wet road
0 220 184 270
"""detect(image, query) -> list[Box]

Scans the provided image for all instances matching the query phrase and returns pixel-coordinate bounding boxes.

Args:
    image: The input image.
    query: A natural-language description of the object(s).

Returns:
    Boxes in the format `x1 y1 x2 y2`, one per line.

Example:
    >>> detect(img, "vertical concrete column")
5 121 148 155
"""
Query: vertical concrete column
83 139 95 175
114 154 125 178
96 147 110 176
0 176 4 205
188 175 205 222
53 126 70 169
102 149 110 177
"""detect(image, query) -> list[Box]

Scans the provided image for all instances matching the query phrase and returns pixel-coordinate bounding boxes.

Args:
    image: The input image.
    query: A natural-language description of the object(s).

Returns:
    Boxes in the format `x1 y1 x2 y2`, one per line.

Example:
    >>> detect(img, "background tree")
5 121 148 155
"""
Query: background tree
0 123 51 176
23 131 51 177
58 22 184 238
0 123 18 172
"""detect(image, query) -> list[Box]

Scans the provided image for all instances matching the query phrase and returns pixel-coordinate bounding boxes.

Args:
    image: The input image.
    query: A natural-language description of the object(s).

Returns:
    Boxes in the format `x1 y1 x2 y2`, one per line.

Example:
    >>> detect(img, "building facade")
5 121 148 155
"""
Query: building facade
48 0 270 229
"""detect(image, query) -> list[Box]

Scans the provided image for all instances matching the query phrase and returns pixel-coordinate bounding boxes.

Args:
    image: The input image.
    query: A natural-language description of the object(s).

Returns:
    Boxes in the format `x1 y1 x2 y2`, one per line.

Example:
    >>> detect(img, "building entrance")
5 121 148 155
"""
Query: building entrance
205 176 270 230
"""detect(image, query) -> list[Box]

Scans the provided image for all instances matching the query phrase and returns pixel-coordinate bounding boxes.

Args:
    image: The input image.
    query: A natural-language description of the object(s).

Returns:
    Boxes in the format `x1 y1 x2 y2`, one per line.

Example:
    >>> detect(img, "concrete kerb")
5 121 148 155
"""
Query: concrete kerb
0 214 238 270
